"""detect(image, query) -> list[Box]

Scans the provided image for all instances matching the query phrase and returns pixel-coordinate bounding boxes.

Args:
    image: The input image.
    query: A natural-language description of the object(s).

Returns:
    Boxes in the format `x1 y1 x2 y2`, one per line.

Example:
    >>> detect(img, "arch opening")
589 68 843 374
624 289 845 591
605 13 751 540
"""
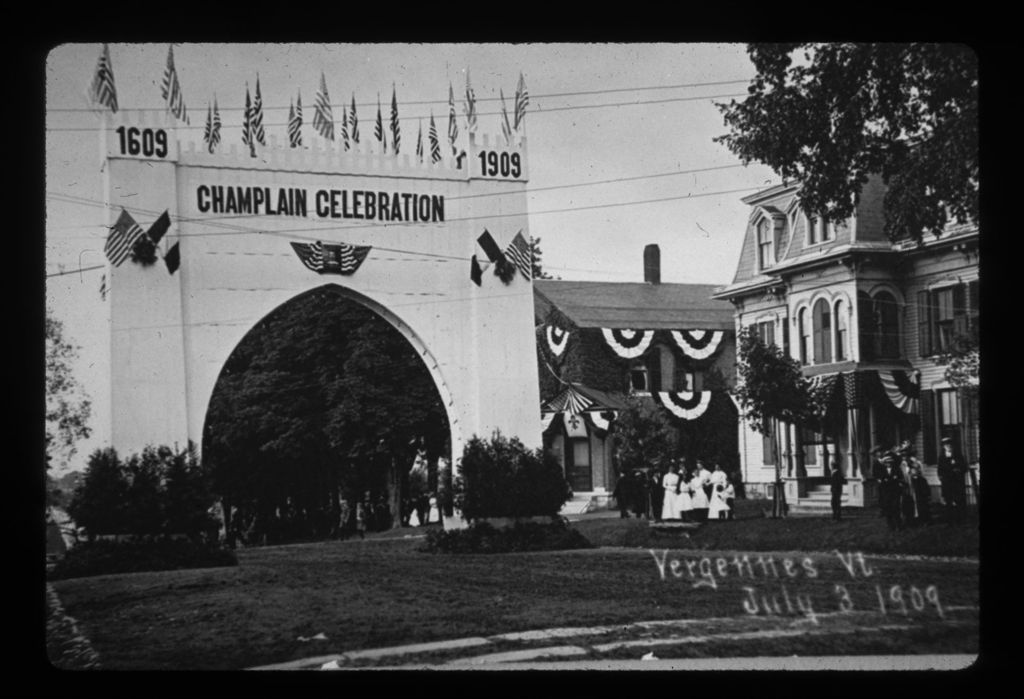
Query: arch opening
201 283 456 546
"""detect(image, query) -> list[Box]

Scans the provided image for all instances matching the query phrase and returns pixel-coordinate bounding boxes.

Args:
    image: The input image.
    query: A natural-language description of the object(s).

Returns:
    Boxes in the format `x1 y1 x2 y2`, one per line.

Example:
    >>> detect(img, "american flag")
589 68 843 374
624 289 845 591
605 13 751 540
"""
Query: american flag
416 119 424 162
104 209 145 266
288 95 303 148
313 73 334 141
428 114 441 163
500 89 513 146
90 43 118 113
161 45 188 124
252 77 267 146
290 241 371 275
340 101 350 150
350 94 360 143
210 98 222 152
448 83 459 154
513 72 529 131
241 85 255 157
504 230 532 280
390 86 401 155
375 96 387 152
203 103 214 152
464 69 477 134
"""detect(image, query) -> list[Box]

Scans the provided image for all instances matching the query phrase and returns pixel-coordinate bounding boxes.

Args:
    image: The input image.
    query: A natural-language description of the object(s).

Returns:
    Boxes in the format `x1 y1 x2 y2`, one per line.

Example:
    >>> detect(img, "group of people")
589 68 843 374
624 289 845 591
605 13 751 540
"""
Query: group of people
612 460 737 522
875 437 969 529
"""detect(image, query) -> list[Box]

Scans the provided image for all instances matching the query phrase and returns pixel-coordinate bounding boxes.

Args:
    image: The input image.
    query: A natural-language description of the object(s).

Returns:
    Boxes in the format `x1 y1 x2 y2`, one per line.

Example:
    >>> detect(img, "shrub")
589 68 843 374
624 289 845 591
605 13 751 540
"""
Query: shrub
47 539 237 580
455 431 572 520
420 519 592 554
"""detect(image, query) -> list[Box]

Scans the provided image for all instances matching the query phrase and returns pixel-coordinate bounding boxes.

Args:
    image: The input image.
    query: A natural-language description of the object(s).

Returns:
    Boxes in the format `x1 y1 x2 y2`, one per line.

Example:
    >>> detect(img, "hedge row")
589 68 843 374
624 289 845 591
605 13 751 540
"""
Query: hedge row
47 539 238 580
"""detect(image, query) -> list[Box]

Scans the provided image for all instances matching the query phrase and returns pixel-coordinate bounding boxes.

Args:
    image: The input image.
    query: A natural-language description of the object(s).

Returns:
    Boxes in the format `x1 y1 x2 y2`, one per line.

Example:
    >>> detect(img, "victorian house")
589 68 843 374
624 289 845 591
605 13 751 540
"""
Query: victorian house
712 178 979 510
534 245 739 511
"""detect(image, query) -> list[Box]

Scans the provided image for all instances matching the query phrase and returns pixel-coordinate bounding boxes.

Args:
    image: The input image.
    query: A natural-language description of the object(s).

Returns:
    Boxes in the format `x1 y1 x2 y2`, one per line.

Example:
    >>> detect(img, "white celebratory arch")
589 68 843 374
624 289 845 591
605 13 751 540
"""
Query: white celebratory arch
101 112 540 477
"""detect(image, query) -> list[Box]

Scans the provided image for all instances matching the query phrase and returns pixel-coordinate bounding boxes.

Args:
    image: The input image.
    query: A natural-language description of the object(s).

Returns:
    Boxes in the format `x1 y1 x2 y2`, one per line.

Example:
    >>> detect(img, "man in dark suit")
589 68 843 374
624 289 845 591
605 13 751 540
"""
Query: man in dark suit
937 436 968 522
829 460 847 521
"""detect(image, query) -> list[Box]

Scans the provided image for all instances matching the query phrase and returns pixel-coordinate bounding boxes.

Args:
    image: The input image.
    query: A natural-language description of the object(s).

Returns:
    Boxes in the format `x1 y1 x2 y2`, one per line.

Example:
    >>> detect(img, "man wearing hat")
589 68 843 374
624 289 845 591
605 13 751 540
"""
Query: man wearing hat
877 449 904 530
937 436 968 522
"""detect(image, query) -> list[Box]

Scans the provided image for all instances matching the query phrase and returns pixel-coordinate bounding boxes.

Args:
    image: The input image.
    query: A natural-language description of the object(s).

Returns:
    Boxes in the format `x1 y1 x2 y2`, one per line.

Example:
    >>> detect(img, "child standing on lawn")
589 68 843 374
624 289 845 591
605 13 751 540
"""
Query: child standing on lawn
724 479 736 520
708 483 730 520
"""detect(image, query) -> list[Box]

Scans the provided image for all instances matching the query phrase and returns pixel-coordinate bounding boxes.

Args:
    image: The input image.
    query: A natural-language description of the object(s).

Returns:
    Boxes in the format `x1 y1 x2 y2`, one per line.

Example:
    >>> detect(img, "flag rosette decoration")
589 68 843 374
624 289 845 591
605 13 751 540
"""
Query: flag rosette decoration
653 391 712 421
670 330 724 360
601 328 654 359
545 325 570 357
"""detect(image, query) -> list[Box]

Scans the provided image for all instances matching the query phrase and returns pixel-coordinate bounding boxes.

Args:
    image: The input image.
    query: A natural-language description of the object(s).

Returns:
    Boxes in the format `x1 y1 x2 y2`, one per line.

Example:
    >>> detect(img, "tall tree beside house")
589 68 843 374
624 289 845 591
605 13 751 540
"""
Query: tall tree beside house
45 309 92 474
67 448 131 540
716 43 978 243
611 394 679 476
734 328 830 518
530 237 554 280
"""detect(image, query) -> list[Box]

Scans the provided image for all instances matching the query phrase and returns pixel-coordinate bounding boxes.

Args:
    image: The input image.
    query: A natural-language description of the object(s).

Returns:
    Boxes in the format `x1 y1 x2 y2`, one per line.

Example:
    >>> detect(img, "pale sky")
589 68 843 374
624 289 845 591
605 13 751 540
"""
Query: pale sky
45 42 778 473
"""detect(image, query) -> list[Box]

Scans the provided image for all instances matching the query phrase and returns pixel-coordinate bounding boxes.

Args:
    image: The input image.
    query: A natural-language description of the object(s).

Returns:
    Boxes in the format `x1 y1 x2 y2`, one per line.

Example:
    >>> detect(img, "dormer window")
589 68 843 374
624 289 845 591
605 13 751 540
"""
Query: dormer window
628 364 649 393
756 218 774 270
807 215 835 245
755 211 787 271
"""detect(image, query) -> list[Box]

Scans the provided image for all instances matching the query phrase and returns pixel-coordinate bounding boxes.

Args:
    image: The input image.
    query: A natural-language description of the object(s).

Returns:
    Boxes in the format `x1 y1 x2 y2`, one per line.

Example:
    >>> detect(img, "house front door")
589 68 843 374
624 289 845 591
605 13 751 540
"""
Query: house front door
570 438 593 492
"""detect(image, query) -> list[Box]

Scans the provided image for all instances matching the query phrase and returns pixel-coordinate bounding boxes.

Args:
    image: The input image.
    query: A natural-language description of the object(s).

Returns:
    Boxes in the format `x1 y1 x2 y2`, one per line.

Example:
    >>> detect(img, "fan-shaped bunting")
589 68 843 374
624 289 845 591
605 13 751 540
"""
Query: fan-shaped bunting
546 325 569 357
601 328 654 359
653 391 712 421
670 330 724 360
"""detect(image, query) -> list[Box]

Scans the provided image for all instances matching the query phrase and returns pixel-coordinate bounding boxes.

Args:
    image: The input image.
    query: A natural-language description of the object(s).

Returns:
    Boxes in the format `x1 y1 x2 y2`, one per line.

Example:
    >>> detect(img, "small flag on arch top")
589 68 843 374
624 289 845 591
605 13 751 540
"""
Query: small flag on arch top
288 93 303 148
252 77 267 146
504 231 532 281
104 209 145 266
428 113 441 163
375 95 387 152
313 73 334 141
499 89 513 146
390 85 401 155
241 84 255 157
90 43 118 114
203 98 222 153
349 94 360 143
464 69 477 134
447 83 459 155
513 72 529 132
161 45 189 124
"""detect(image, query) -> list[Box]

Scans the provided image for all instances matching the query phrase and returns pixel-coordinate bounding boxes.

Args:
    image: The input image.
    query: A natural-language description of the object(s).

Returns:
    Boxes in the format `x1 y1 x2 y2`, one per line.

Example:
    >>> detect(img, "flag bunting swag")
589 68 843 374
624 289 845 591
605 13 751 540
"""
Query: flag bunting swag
601 328 655 359
653 391 712 421
290 241 371 275
545 324 570 357
670 330 725 360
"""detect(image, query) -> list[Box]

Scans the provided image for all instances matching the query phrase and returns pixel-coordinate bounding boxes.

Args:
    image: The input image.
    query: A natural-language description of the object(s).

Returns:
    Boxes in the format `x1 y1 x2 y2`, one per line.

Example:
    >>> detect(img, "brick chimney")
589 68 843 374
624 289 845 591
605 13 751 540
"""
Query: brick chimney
643 244 661 284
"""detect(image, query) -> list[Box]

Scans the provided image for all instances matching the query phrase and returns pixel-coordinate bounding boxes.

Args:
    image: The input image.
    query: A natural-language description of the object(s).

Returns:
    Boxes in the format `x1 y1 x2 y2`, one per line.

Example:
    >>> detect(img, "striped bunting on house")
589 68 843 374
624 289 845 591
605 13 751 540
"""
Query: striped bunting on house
583 410 616 438
879 370 920 414
541 412 560 434
601 328 654 359
653 391 712 421
545 324 569 357
670 330 724 360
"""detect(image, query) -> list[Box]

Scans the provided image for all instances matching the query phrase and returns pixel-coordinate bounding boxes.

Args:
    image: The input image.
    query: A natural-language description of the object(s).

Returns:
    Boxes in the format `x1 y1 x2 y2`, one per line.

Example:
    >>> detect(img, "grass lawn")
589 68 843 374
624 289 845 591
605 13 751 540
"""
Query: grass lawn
50 510 979 670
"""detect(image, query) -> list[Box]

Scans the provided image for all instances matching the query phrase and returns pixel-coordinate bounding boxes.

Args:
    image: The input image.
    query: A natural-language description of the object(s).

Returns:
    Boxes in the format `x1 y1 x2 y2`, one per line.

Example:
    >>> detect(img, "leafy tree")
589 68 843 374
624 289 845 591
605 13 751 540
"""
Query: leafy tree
67 448 130 539
204 287 449 544
733 328 829 517
124 447 167 537
611 395 679 475
45 309 92 472
717 43 978 242
163 442 218 541
454 431 571 520
530 237 555 280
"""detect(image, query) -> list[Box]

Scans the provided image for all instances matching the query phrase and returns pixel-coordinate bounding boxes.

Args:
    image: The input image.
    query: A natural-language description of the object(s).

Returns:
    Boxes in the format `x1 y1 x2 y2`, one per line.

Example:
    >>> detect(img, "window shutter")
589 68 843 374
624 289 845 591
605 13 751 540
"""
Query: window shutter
967 280 980 336
952 284 968 340
766 321 775 348
857 291 874 361
920 389 936 464
782 315 790 357
917 290 932 357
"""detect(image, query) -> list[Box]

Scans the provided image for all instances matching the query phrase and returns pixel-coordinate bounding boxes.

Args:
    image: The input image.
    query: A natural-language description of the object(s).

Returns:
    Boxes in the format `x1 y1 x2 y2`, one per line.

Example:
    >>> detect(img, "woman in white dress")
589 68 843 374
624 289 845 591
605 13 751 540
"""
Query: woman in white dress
689 470 710 520
676 466 694 521
661 465 681 520
708 483 730 520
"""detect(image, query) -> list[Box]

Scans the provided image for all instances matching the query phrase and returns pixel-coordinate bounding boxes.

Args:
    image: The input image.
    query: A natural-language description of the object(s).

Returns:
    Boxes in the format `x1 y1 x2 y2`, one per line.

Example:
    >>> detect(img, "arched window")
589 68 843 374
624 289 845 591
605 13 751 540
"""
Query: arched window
834 299 848 361
874 291 900 359
812 298 832 364
798 307 810 365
